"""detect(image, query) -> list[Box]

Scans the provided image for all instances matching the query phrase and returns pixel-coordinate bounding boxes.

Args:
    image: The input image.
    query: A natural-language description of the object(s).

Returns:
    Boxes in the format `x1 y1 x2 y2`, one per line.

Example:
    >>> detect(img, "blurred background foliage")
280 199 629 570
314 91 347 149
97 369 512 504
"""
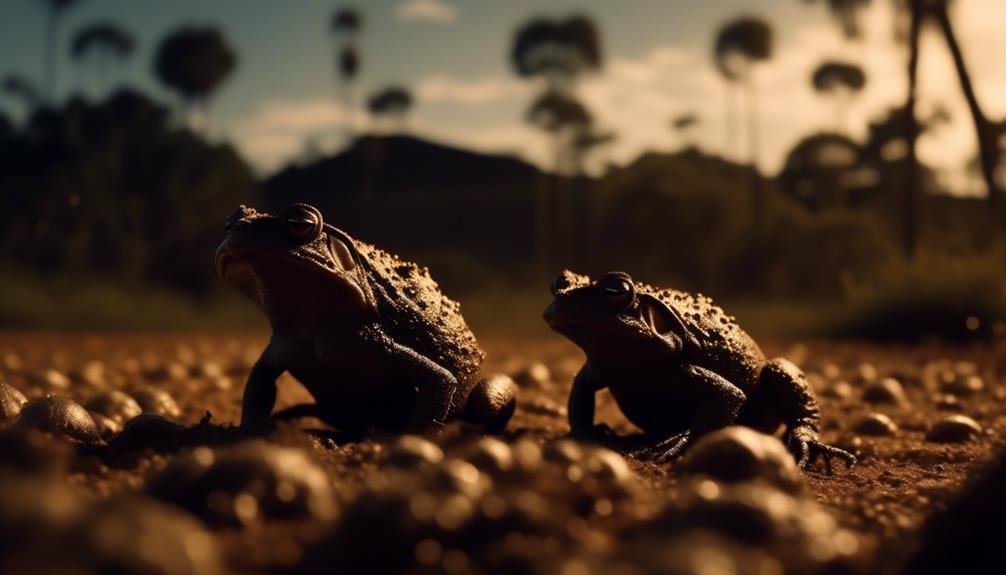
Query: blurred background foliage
1 0 1004 341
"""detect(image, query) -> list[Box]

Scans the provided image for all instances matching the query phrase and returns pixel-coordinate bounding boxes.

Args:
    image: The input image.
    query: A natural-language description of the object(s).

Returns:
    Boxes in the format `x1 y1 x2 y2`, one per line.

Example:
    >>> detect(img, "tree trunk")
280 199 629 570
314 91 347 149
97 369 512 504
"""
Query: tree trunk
903 0 923 261
745 72 759 170
44 9 56 104
724 83 738 161
934 1 1001 216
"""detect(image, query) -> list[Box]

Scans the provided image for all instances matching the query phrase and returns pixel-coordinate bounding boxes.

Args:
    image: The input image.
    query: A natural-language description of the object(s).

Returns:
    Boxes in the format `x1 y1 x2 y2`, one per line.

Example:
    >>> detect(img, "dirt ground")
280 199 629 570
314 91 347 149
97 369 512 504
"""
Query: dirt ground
1 331 1004 574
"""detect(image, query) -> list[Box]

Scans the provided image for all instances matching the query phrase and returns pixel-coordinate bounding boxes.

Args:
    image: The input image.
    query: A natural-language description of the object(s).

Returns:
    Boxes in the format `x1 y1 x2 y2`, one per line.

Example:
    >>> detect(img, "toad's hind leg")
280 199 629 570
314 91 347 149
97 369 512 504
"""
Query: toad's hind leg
459 374 518 433
755 358 855 471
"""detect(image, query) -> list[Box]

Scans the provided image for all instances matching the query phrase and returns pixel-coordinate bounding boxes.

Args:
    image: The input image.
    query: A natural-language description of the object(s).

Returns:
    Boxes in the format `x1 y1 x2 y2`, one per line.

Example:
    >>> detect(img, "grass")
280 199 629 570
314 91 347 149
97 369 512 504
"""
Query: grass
0 270 266 330
4 254 1005 344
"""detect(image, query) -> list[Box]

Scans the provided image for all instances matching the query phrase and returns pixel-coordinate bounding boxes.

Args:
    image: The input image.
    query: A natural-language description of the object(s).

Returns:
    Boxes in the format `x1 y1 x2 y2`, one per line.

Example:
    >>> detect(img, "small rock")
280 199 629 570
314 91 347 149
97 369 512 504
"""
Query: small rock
130 386 181 419
39 369 70 390
89 412 122 441
941 375 984 397
147 441 338 526
682 427 803 494
462 437 513 473
821 381 853 400
385 435 444 468
77 495 225 575
933 394 962 411
862 377 908 406
584 447 632 485
86 390 143 425
0 381 28 424
854 413 898 437
512 362 551 388
926 415 982 443
70 360 107 389
17 396 101 444
855 362 879 383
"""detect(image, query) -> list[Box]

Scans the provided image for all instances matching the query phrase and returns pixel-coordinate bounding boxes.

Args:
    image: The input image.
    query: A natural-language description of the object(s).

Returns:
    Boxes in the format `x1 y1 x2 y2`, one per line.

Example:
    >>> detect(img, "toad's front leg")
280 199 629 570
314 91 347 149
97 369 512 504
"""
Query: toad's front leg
632 364 746 464
241 344 283 430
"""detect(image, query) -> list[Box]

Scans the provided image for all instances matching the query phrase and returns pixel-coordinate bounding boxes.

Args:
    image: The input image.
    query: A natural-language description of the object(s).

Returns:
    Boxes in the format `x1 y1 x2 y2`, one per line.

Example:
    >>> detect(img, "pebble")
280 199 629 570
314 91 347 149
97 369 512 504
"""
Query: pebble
147 441 338 526
462 436 514 473
862 377 908 406
926 415 982 443
40 368 71 390
76 495 225 575
941 375 984 397
821 381 853 400
854 413 898 437
385 435 445 468
86 390 143 425
70 360 107 389
89 411 122 441
17 396 102 444
0 381 28 423
512 362 551 388
129 386 182 418
682 426 804 494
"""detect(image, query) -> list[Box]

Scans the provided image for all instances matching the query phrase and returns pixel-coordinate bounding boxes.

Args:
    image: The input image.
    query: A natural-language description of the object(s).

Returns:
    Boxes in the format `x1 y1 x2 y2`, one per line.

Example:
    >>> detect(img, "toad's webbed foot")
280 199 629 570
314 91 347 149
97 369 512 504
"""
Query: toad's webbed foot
787 427 855 473
629 431 691 464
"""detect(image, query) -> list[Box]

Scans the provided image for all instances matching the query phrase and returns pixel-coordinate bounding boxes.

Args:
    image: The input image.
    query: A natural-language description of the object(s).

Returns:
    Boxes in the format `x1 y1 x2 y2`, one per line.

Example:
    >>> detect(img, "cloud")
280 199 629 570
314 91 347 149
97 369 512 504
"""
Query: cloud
415 74 530 105
396 0 459 24
229 98 362 173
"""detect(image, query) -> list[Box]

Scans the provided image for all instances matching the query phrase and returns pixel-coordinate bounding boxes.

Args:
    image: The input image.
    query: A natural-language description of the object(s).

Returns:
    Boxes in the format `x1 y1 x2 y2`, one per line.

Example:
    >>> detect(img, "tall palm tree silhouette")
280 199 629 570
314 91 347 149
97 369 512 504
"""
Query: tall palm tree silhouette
331 7 363 139
811 60 867 133
366 85 413 132
805 0 1001 258
713 17 773 170
70 22 136 97
153 26 237 133
39 0 83 103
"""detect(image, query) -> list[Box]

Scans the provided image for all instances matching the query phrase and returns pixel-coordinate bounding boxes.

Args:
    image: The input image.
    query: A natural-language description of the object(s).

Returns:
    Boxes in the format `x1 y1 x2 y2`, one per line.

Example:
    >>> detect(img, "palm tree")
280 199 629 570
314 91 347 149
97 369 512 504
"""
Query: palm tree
331 7 363 139
511 14 603 172
930 0 1002 215
70 22 136 97
511 14 604 271
39 0 83 103
366 85 413 131
811 60 866 133
153 26 237 132
806 0 1000 258
713 17 773 170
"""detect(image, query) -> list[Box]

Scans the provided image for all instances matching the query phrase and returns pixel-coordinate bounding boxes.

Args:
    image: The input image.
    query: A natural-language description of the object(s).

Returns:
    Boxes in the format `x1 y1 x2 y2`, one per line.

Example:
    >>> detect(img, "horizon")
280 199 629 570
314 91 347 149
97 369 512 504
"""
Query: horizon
2 0 1005 193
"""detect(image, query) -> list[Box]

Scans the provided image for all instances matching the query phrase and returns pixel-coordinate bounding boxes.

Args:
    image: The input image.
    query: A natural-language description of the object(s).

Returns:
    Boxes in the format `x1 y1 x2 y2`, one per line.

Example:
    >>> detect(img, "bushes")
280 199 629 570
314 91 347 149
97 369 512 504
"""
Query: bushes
0 89 260 294
833 252 1006 342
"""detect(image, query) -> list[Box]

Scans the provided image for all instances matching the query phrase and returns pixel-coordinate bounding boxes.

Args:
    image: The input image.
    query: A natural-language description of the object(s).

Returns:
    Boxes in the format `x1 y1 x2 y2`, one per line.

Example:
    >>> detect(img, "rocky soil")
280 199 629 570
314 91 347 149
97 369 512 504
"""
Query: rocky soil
1 332 1005 574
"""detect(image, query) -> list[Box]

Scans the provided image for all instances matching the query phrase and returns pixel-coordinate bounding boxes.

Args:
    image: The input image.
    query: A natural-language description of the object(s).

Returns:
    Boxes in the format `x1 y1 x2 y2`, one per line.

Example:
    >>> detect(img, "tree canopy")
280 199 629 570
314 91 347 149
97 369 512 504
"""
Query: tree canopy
153 26 236 104
713 17 773 81
71 22 135 62
510 15 602 88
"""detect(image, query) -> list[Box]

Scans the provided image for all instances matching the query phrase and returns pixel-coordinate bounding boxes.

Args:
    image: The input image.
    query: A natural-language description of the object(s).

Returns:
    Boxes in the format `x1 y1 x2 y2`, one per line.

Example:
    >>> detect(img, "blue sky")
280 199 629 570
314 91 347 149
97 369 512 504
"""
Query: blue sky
2 0 1005 192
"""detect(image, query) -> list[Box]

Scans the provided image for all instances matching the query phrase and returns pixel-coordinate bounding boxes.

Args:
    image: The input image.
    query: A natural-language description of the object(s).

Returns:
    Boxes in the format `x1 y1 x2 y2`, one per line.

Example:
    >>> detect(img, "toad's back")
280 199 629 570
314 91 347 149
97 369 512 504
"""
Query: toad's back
646 285 765 388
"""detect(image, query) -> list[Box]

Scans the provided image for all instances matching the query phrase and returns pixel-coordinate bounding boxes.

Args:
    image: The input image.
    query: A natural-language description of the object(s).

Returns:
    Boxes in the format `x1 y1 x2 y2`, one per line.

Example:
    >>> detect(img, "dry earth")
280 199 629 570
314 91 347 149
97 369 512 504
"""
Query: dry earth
1 332 1005 574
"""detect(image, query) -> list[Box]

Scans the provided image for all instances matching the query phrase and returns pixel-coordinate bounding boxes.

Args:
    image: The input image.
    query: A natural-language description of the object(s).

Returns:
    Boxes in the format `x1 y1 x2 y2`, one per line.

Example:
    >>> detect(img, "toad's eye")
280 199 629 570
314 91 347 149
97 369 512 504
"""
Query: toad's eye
281 204 322 242
601 279 634 309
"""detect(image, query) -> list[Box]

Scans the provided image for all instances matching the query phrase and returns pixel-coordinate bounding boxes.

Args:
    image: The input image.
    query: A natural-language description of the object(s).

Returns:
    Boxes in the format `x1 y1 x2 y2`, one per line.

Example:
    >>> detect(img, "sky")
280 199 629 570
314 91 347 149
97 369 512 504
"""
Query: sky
2 0 1006 194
